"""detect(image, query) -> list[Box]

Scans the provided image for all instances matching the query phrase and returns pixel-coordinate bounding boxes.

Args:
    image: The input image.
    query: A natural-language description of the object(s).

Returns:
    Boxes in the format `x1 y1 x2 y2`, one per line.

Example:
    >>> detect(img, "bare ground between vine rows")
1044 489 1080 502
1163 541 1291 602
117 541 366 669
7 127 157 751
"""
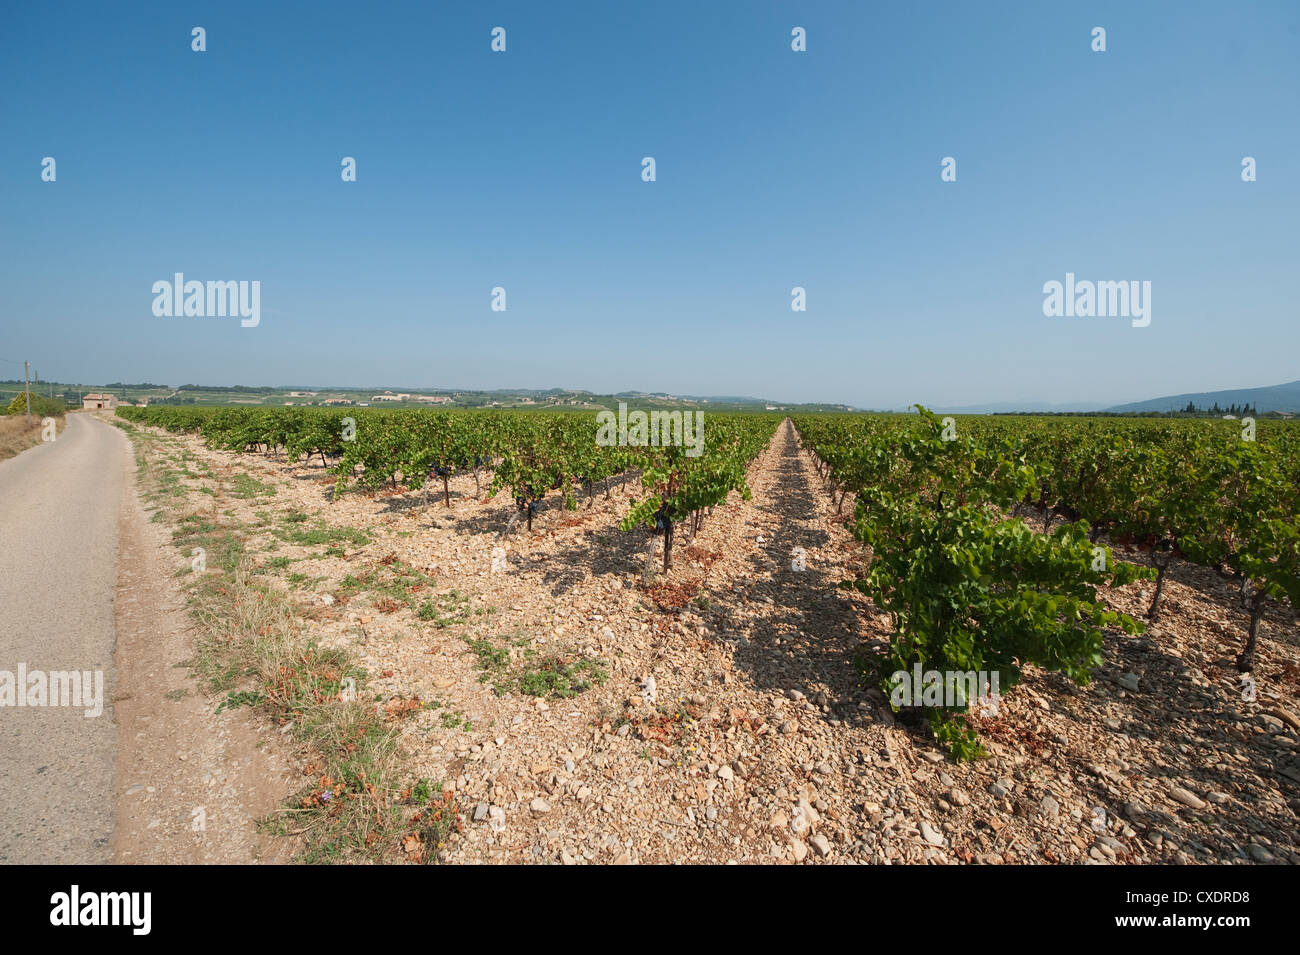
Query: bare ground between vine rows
133 419 1299 864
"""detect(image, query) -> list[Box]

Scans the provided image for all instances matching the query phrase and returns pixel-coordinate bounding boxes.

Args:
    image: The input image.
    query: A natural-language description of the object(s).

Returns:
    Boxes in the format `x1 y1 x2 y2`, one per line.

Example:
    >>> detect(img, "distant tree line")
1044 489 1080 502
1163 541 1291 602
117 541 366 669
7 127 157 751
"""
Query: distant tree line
1183 400 1257 416
991 403 1264 418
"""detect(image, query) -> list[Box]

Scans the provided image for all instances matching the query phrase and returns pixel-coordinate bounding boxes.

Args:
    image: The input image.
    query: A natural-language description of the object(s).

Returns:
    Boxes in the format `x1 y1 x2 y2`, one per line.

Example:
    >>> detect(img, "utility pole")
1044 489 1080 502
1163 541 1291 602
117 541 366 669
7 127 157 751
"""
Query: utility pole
24 360 31 422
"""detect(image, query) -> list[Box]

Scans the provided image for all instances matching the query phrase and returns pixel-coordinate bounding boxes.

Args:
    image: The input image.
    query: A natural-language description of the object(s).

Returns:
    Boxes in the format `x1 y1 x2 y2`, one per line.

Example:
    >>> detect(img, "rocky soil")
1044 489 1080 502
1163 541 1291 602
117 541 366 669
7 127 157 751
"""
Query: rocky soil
132 418 1300 864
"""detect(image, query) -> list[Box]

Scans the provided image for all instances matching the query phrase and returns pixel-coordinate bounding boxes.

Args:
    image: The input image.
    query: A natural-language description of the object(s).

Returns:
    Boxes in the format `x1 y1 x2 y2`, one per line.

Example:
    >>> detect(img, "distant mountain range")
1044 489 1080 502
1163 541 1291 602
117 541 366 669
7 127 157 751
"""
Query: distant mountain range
1104 379 1300 414
923 380 1300 415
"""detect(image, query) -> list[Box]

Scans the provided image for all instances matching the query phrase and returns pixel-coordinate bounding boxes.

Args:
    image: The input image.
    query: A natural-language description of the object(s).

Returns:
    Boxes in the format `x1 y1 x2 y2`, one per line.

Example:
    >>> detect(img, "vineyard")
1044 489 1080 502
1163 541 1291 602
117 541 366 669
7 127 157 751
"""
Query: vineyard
109 402 1300 864
117 404 1300 758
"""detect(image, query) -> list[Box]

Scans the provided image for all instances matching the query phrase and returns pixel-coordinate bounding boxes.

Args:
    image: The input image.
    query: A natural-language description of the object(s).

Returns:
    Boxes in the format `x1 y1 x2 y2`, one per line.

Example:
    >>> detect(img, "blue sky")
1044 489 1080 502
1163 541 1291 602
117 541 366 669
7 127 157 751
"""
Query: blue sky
2 1 1297 409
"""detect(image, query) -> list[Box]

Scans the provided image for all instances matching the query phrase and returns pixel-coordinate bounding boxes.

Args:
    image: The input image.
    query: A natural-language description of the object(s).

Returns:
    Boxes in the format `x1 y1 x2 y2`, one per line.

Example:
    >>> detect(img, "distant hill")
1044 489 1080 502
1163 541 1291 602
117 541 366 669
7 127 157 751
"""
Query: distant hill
1105 380 1300 414
7 381 857 413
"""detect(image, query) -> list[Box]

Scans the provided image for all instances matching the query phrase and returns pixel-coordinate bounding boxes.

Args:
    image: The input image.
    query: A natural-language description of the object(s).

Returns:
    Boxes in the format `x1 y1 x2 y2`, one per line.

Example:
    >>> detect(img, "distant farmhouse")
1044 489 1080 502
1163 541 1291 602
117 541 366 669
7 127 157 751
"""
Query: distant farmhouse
82 393 118 410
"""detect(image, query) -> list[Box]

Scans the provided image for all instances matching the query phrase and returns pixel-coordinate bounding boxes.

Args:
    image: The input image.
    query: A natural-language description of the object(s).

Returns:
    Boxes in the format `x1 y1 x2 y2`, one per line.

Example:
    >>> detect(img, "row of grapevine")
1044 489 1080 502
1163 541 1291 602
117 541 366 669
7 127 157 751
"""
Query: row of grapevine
620 416 776 570
116 405 780 562
999 415 1299 672
795 409 1300 757
115 405 350 463
795 409 1153 758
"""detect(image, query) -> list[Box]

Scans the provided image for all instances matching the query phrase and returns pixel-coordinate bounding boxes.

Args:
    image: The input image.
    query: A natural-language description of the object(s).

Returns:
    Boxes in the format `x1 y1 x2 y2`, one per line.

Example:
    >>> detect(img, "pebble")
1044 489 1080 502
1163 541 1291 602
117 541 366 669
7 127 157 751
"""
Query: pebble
530 798 551 815
1247 844 1274 863
809 834 832 857
1168 787 1206 810
1096 835 1125 853
919 821 944 846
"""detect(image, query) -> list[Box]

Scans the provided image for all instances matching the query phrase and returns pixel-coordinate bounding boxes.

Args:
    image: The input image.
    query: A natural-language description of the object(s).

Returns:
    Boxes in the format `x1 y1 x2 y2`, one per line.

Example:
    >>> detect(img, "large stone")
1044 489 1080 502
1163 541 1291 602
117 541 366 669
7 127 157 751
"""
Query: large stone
1039 794 1060 819
1247 844 1274 863
1168 787 1206 810
919 821 945 846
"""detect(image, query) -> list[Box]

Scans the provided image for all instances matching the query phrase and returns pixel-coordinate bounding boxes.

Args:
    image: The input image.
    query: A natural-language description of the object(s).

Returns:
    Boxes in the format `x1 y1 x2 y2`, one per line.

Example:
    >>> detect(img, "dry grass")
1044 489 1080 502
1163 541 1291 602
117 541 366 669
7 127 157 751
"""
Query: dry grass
0 414 62 462
123 418 449 863
188 560 420 861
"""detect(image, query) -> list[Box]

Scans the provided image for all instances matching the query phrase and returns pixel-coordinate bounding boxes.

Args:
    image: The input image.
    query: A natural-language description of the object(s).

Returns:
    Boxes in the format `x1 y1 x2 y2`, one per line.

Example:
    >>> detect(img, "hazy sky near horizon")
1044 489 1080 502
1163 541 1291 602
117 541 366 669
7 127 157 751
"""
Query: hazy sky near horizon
2 2 1297 409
